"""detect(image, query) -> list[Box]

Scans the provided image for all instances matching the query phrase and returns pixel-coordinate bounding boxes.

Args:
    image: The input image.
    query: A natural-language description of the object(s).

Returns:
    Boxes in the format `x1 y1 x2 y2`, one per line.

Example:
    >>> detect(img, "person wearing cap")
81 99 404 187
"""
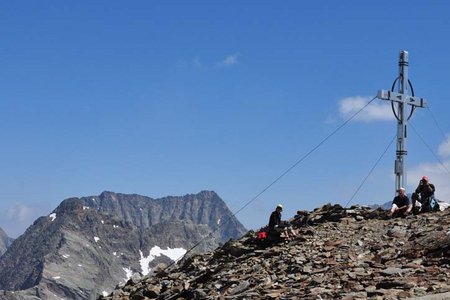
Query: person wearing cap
269 204 283 230
268 204 296 240
412 176 437 213
389 187 412 217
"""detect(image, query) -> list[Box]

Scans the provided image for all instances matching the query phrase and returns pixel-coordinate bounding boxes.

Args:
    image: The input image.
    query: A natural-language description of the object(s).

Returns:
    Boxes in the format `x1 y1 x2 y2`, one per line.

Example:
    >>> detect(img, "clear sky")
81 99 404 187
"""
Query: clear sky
1 1 450 238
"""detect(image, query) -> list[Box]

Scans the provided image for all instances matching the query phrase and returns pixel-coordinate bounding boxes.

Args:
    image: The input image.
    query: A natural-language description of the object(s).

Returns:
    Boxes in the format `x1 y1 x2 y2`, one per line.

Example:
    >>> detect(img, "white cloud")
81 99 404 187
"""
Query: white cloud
217 54 238 67
0 202 51 238
186 54 239 70
7 203 35 223
338 96 395 122
438 134 450 158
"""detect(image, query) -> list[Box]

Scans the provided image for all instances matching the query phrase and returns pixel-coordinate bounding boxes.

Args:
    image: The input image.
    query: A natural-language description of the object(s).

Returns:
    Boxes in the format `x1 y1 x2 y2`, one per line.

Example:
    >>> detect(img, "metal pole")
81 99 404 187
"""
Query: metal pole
395 51 409 193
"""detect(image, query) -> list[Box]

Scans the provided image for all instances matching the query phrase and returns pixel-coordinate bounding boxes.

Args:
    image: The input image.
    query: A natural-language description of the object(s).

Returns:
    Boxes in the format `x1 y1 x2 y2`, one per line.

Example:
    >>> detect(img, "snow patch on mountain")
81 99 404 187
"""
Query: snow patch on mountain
139 246 187 275
123 267 133 281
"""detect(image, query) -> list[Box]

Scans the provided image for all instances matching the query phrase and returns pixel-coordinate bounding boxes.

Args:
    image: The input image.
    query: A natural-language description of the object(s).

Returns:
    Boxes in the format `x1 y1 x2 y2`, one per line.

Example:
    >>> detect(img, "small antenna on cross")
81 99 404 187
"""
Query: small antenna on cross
377 51 427 195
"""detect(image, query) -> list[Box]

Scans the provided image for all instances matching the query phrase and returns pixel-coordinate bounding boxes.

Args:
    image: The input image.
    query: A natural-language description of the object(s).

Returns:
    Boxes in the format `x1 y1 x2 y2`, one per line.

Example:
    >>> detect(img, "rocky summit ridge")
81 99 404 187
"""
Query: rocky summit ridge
101 204 450 300
0 191 246 300
0 227 13 257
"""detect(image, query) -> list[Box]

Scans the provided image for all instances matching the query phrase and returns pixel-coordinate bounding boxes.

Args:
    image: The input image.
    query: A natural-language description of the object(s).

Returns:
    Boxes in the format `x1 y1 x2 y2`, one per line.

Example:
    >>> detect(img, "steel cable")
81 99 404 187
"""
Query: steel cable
344 134 396 208
163 95 379 270
426 106 450 154
410 122 450 177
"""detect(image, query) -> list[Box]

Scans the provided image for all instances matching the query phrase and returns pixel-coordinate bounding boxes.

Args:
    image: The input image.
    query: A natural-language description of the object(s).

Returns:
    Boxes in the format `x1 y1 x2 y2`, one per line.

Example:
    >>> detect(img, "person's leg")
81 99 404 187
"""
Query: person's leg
389 204 399 216
414 200 422 214
422 197 431 212
289 227 297 236
429 196 438 211
391 205 408 217
397 206 409 217
273 226 285 238
282 229 292 241
412 193 419 214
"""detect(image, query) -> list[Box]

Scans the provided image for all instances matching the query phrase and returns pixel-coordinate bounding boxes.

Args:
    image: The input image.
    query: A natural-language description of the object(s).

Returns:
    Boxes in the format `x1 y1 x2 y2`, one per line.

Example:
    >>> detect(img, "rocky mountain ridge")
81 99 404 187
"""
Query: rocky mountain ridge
0 227 13 257
0 191 246 300
101 204 450 299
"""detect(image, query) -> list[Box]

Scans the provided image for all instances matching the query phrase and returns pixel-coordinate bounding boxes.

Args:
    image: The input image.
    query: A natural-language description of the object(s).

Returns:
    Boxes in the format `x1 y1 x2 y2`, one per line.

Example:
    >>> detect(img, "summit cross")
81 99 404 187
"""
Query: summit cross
377 50 427 194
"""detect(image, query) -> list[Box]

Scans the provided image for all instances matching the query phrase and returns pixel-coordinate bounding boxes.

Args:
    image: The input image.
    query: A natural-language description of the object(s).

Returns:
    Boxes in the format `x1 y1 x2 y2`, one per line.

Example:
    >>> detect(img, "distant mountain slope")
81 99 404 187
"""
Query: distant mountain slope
0 228 14 257
0 191 246 299
369 200 392 210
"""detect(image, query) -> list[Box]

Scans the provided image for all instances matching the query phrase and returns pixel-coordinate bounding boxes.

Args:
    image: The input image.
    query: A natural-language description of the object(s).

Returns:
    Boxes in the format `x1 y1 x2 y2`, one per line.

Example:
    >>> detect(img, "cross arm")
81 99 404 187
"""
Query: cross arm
377 89 427 108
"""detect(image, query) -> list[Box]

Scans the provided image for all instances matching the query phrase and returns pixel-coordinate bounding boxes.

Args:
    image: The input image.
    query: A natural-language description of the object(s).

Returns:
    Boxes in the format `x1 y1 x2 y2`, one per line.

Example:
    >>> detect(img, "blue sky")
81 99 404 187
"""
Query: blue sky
1 1 450 237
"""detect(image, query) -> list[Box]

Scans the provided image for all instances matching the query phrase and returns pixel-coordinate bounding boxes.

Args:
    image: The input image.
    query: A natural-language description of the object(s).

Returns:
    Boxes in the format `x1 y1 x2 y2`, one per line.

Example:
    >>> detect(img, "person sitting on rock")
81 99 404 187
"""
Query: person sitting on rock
412 176 438 213
268 204 296 240
389 187 412 218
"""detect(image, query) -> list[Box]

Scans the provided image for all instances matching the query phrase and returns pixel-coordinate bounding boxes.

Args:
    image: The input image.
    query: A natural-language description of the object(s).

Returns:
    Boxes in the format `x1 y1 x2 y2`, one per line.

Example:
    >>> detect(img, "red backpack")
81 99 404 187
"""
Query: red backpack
257 231 267 240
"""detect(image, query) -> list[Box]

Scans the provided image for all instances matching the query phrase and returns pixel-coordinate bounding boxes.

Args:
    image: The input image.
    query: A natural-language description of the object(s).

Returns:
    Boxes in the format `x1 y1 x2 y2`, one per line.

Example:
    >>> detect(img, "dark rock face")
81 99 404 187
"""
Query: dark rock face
78 190 243 246
100 204 450 300
0 191 246 299
0 227 14 257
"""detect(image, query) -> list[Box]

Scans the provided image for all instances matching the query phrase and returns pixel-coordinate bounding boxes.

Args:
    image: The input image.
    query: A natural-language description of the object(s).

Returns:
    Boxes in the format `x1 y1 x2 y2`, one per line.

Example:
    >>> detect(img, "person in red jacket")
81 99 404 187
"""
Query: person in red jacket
412 176 438 213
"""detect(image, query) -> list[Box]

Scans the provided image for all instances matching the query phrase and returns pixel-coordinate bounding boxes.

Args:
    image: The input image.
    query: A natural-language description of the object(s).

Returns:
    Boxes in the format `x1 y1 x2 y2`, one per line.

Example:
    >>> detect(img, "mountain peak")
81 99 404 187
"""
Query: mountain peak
54 197 84 214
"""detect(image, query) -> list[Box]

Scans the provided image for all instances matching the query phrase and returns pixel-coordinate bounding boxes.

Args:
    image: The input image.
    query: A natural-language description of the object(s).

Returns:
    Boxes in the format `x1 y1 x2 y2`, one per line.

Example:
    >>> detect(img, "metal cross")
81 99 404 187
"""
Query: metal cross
377 51 427 194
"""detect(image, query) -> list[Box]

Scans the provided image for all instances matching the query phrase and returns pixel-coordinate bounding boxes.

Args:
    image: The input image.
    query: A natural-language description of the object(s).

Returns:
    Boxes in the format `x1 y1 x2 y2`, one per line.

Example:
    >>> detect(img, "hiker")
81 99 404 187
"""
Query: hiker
412 176 437 213
268 204 296 240
389 187 412 217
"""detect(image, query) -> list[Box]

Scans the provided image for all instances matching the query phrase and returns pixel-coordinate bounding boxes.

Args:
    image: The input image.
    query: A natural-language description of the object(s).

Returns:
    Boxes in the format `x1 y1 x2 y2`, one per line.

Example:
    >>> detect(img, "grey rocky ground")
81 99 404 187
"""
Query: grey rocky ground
101 204 450 300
